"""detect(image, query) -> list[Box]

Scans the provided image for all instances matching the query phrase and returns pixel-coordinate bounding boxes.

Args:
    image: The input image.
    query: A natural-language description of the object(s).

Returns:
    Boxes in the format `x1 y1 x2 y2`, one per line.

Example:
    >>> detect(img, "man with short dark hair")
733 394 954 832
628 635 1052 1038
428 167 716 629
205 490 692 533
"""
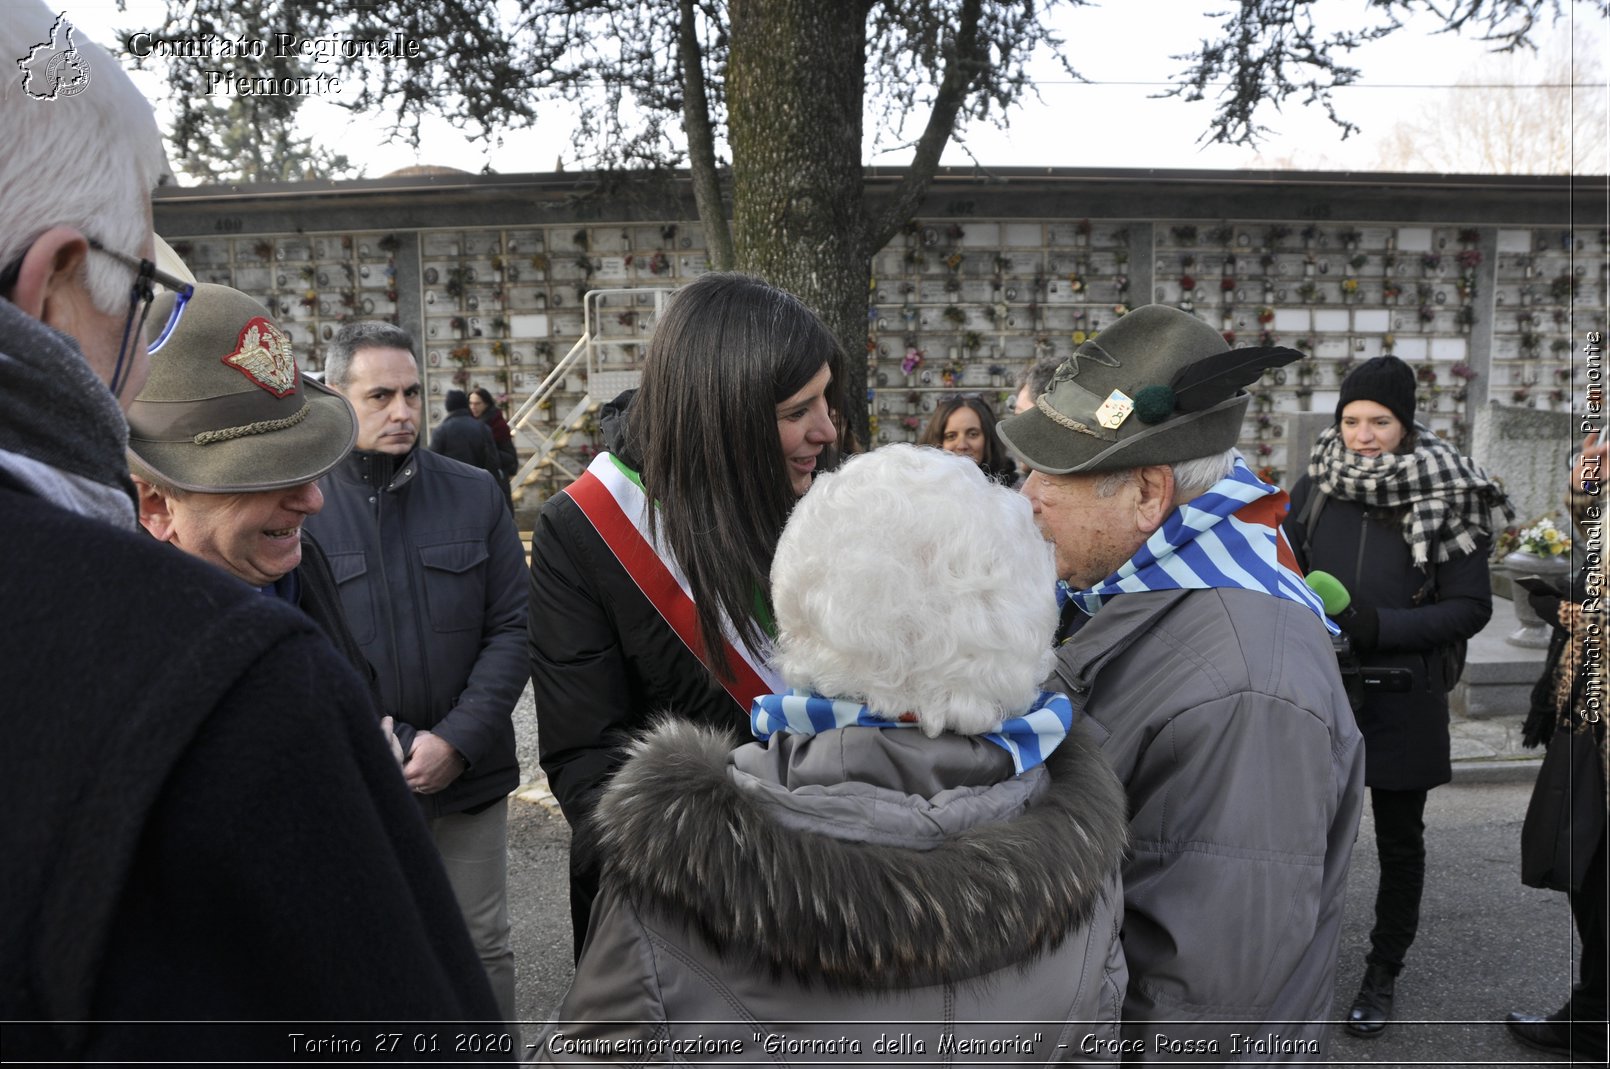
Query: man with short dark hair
999 304 1365 1059
0 5 503 1058
311 320 527 1022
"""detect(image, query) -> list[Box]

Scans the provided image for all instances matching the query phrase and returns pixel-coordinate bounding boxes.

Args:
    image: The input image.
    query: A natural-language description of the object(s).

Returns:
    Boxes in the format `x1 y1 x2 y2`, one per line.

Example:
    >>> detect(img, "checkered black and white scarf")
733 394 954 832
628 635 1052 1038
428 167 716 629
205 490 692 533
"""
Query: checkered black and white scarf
1308 422 1514 567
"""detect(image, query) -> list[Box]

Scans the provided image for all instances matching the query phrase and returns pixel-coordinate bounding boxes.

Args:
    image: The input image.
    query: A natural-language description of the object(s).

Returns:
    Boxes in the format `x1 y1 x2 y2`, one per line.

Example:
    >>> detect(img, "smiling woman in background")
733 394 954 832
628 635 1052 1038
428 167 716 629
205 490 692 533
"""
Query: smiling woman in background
527 272 843 960
919 392 1017 483
1285 355 1510 1041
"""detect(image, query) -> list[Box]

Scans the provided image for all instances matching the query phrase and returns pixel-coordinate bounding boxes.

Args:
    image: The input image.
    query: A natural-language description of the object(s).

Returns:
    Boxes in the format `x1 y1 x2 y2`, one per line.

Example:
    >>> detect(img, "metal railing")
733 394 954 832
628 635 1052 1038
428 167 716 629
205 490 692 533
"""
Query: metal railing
508 286 675 502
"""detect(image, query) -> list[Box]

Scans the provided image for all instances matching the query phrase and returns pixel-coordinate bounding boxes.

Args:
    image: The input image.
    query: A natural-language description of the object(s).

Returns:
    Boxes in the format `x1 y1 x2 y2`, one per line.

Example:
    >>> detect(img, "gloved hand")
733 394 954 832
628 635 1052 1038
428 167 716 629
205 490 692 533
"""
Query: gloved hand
1339 603 1380 653
1526 588 1564 628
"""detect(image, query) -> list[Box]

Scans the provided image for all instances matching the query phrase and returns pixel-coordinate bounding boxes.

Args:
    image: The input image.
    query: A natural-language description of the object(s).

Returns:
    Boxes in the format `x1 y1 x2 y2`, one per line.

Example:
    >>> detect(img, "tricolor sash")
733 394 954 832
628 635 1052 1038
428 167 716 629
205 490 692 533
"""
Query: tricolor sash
561 452 784 711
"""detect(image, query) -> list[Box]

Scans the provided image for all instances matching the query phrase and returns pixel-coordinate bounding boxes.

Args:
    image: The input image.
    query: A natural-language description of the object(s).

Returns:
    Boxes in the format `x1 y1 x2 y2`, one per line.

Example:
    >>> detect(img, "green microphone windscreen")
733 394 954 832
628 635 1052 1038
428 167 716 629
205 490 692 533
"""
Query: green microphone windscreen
1304 570 1351 617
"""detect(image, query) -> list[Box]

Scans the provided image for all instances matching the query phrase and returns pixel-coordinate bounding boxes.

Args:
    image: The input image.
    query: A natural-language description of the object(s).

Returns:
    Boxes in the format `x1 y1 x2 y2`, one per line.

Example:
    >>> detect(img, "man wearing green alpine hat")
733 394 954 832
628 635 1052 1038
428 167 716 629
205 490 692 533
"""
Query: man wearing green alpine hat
126 283 367 675
998 303 1365 1060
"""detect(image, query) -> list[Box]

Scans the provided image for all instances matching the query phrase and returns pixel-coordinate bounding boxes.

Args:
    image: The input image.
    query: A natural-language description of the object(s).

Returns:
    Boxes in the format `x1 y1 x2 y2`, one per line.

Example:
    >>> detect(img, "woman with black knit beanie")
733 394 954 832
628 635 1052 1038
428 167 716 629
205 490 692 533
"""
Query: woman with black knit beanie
1284 355 1513 1039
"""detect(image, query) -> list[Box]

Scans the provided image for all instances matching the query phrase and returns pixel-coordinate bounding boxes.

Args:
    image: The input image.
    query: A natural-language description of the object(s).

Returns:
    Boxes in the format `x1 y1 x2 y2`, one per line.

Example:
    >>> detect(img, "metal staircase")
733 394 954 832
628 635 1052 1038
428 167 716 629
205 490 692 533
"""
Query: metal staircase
508 287 675 504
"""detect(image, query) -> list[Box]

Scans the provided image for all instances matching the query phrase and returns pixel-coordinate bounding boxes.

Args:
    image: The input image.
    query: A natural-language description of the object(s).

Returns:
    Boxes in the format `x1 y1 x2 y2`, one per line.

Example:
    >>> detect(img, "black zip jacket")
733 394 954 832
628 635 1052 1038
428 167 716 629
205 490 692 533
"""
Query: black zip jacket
309 447 527 817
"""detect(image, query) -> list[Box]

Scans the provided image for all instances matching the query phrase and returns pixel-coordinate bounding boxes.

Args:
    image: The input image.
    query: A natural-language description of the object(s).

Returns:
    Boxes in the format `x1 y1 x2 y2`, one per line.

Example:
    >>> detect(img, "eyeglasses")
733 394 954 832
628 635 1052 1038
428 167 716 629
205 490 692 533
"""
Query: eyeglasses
86 236 195 356
0 235 194 398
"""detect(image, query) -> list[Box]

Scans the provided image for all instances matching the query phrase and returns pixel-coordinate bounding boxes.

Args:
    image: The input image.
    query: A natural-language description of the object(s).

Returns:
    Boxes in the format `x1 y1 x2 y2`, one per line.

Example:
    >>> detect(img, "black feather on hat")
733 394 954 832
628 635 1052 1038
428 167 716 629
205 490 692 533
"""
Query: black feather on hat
997 304 1302 475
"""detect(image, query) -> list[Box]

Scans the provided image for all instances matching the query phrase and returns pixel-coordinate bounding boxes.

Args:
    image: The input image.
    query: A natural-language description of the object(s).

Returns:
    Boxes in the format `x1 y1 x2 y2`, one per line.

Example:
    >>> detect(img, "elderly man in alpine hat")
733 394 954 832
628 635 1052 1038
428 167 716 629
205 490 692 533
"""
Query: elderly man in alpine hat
126 283 369 676
998 304 1366 1061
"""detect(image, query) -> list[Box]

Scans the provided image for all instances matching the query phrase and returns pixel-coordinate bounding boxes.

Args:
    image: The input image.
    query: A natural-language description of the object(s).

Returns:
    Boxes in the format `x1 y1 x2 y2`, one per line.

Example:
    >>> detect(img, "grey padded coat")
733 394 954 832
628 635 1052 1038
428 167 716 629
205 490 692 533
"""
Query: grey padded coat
1047 587 1366 1063
540 717 1130 1065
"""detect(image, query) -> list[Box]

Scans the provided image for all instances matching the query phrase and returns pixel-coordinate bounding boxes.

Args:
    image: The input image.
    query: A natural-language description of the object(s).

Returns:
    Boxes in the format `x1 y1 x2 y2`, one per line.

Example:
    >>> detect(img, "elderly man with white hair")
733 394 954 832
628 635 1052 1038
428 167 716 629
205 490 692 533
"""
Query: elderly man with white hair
541 444 1130 1062
0 4 501 1057
998 304 1366 1062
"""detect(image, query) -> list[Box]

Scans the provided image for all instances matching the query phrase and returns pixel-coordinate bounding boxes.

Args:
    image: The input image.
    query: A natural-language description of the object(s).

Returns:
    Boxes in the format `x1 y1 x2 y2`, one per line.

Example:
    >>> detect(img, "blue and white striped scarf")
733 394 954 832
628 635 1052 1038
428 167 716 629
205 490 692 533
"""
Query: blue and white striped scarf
750 689 1074 774
1064 456 1337 634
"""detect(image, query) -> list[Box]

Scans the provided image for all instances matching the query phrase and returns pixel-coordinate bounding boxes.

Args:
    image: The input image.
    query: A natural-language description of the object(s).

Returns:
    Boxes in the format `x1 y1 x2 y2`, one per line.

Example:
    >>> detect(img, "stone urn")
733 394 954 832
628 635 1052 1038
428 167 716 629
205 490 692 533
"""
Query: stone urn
1502 550 1573 648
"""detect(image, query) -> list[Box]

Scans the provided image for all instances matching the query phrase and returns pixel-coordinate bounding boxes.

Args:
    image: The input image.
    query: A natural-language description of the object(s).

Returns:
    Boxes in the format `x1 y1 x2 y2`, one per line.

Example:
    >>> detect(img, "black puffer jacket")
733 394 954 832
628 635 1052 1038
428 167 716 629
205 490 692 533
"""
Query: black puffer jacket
1286 475 1493 790
528 393 751 953
430 409 501 481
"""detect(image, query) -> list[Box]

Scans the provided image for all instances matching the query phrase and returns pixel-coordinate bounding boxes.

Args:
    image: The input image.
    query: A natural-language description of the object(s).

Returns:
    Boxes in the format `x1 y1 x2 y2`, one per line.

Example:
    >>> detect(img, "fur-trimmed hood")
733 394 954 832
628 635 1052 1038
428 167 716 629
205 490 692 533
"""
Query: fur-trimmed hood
593 717 1127 990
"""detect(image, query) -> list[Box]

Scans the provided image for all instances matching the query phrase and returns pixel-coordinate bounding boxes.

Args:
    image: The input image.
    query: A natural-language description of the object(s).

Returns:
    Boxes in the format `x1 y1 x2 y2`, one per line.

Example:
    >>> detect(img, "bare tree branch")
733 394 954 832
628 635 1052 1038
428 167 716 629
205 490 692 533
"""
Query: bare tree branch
868 0 988 251
679 0 733 270
1165 0 1601 147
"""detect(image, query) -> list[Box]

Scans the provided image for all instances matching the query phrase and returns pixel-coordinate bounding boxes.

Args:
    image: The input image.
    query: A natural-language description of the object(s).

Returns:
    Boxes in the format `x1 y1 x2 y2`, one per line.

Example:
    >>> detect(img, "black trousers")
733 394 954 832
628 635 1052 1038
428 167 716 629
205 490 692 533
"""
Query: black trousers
1366 786 1429 975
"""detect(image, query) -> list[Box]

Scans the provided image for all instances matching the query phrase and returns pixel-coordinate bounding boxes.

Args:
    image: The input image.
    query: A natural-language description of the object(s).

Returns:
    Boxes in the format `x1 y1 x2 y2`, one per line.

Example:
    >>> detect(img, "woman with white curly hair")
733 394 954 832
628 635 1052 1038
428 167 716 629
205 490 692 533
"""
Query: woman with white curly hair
541 444 1129 1063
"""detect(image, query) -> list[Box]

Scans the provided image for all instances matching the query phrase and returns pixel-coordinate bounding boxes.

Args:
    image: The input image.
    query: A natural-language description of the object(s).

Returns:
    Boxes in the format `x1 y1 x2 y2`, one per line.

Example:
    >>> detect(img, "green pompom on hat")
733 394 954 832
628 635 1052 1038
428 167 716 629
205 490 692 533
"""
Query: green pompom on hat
997 304 1303 475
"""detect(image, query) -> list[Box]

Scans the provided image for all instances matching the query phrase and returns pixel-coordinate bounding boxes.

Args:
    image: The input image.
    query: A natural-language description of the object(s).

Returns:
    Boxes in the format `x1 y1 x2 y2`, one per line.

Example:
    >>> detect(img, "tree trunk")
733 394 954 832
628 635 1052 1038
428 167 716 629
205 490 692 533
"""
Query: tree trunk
726 0 872 444
678 0 734 271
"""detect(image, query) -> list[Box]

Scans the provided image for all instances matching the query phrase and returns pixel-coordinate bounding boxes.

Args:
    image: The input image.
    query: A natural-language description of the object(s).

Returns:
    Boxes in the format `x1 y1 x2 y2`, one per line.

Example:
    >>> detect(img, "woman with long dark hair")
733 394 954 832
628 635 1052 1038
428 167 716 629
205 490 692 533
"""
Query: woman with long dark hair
528 273 843 958
918 393 1017 482
1284 356 1510 1039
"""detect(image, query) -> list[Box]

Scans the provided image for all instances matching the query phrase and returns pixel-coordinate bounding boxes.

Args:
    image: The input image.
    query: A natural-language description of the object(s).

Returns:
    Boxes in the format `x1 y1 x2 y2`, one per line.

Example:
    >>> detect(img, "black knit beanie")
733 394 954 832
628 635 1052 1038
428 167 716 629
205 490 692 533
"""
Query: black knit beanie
1335 355 1416 427
444 389 469 412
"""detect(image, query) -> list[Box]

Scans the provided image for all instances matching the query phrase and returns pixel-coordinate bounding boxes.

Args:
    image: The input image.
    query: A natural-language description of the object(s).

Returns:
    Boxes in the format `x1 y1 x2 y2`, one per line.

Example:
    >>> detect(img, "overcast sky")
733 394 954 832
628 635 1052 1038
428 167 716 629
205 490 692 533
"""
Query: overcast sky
60 0 1610 179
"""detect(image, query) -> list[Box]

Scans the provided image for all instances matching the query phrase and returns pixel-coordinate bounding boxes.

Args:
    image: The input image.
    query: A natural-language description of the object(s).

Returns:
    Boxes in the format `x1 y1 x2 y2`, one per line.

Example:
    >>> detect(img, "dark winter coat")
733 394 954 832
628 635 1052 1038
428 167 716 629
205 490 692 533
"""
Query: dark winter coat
292 532 373 686
541 718 1129 1062
431 409 501 481
0 472 503 1062
432 409 509 510
477 405 520 483
309 447 528 817
1286 474 1493 790
1047 586 1364 1060
528 395 745 951
1519 563 1607 893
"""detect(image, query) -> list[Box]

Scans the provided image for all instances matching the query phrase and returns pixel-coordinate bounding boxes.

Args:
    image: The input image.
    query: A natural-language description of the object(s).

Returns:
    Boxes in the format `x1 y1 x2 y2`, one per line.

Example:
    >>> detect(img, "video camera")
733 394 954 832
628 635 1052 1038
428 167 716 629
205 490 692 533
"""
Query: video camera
1307 571 1414 713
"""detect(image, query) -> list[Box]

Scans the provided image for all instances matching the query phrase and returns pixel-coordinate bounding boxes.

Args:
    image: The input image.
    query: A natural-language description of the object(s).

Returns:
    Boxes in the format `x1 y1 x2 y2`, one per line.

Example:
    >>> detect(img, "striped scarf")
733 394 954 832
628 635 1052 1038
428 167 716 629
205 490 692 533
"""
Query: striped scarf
1308 422 1514 567
1065 454 1336 632
751 689 1074 774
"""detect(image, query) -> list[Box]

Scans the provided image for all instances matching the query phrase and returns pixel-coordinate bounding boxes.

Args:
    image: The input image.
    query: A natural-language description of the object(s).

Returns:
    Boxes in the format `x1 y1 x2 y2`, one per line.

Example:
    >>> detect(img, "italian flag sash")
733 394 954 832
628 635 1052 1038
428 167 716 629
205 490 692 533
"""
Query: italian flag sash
561 452 784 711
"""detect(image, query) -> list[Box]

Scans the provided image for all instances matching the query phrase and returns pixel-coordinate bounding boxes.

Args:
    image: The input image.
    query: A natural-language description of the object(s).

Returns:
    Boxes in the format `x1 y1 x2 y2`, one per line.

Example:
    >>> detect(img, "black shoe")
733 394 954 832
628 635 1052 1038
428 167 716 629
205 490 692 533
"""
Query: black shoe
1345 964 1396 1038
1504 1012 1572 1057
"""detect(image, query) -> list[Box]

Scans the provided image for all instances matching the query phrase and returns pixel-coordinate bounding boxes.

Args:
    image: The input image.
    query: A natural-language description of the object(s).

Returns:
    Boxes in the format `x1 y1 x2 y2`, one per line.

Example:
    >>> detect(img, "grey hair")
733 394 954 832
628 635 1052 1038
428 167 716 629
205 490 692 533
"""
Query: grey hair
0 1 170 314
1015 355 1066 399
325 321 416 386
771 444 1057 735
1093 448 1238 499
